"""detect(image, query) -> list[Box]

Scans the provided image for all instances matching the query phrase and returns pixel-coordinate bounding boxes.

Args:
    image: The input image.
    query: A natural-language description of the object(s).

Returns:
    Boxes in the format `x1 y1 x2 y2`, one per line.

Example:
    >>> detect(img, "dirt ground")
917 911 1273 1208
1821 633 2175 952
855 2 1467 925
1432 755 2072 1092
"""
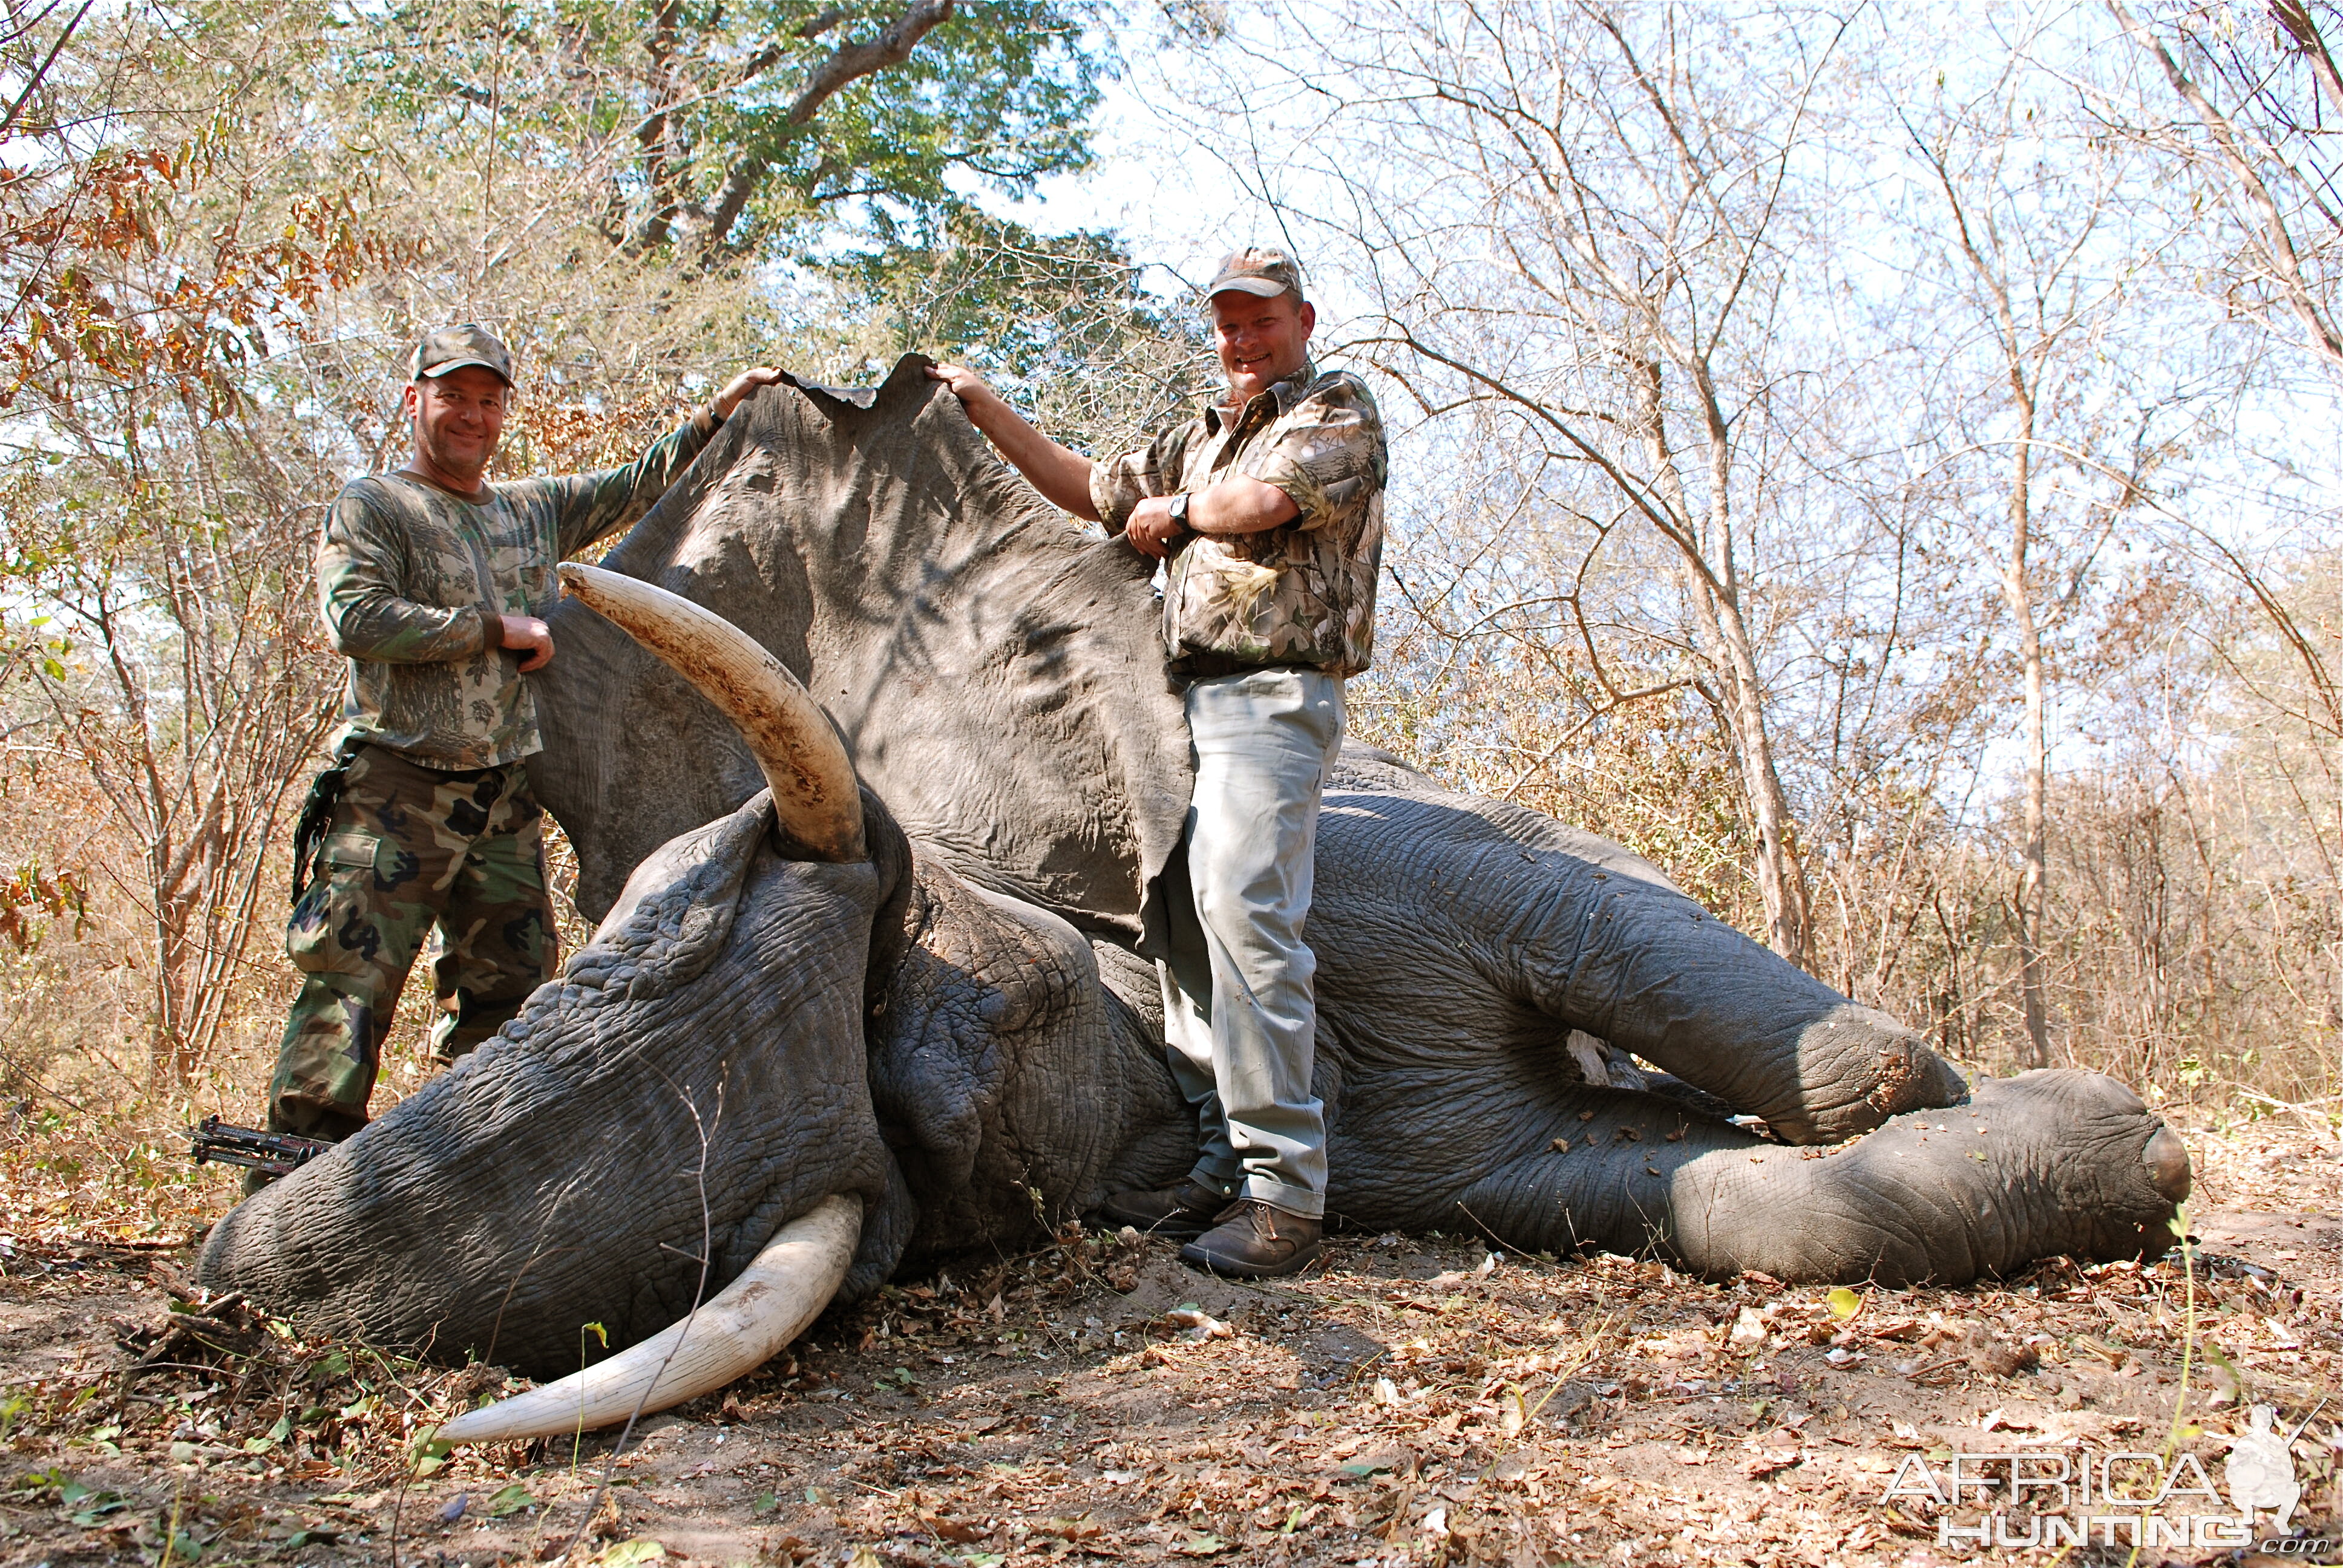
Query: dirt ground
0 1110 2336 1568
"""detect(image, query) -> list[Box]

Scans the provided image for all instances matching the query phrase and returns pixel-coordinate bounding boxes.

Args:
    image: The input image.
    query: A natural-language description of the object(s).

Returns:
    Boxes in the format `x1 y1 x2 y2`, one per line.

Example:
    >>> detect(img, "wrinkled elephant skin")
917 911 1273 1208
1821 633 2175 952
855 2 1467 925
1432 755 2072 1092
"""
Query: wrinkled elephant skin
197 362 2188 1383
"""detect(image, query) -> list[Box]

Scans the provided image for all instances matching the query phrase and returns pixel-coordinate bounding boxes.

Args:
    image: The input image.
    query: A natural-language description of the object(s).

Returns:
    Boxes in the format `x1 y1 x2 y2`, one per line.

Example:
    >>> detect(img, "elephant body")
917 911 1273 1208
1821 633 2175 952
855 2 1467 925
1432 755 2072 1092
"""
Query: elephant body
199 361 2187 1382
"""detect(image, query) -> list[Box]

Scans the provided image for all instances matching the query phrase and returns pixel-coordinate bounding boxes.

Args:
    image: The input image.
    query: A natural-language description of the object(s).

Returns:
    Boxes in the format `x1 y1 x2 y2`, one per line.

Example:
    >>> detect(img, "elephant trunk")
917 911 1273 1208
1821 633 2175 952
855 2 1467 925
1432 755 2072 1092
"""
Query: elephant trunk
558 563 865 863
440 1194 863 1443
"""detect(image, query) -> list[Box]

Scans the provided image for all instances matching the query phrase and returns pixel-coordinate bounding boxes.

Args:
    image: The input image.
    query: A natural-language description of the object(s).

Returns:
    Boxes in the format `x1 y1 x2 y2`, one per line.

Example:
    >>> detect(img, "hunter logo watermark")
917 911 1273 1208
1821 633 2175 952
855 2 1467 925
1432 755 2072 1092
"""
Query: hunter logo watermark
1876 1402 2333 1553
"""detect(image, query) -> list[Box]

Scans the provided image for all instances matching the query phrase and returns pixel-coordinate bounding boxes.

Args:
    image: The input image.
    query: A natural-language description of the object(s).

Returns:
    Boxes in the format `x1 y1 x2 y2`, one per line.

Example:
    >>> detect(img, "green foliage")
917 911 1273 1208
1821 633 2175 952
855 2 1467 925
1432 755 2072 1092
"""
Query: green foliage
810 199 1208 462
408 1426 454 1477
485 1482 539 1517
344 0 1106 264
804 204 1212 459
819 207 1184 373
595 1540 667 1568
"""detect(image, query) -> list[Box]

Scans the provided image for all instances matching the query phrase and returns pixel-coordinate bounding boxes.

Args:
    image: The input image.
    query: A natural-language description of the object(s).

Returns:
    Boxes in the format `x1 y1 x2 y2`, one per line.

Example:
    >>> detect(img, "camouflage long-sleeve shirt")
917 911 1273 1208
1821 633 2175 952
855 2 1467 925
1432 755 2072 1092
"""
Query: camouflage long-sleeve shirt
317 411 718 769
1090 361 1386 678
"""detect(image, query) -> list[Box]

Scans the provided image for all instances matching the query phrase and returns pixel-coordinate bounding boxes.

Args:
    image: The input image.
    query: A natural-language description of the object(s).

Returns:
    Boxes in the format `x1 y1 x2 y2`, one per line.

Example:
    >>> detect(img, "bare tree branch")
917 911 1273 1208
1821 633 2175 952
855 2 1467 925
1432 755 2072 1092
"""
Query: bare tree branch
0 0 93 141
701 0 955 254
2269 0 2343 123
2111 0 2343 368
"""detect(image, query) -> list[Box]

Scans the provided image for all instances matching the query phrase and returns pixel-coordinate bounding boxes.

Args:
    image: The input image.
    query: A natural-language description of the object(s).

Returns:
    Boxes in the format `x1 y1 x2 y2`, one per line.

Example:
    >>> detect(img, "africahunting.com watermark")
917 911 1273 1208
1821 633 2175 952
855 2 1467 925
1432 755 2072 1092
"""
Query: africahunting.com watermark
1875 1403 2333 1554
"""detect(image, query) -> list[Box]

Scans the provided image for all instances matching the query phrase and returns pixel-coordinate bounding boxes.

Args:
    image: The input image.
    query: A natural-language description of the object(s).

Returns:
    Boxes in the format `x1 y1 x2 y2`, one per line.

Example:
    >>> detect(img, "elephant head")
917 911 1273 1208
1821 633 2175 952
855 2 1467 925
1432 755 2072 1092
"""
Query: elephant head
198 556 1193 1437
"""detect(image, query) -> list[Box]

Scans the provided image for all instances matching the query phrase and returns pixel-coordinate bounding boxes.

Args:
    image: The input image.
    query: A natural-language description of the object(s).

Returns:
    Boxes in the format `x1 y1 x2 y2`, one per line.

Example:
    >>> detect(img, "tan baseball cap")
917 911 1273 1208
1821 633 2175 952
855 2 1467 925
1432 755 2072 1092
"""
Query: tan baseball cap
410 323 514 385
1205 247 1306 301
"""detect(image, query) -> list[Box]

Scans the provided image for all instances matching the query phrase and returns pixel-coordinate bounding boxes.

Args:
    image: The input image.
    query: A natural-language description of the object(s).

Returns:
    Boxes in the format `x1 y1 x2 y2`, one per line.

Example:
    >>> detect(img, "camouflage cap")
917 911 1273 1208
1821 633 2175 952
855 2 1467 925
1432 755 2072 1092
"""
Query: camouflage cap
410 324 514 385
1206 247 1305 301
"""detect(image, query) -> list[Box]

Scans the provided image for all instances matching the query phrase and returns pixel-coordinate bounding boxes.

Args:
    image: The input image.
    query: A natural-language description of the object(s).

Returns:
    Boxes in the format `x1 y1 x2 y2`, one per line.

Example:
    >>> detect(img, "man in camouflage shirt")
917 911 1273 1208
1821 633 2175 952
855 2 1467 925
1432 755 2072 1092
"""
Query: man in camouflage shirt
262 324 783 1151
931 249 1386 1276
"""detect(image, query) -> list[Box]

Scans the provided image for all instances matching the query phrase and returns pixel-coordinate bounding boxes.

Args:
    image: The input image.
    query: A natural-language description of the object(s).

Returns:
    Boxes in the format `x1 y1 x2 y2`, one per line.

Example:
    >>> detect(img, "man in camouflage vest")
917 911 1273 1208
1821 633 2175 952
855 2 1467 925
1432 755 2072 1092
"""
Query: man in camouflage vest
261 325 782 1155
931 249 1386 1276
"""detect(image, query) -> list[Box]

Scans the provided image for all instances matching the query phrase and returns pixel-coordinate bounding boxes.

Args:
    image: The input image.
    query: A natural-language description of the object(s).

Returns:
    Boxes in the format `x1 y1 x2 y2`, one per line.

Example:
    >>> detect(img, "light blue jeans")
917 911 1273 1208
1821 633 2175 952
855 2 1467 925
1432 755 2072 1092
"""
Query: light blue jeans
1158 667 1345 1219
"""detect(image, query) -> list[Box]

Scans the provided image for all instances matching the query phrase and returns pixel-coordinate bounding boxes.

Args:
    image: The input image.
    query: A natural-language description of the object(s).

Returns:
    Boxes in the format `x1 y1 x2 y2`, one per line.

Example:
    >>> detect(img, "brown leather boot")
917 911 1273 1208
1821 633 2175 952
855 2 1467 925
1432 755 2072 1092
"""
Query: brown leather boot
1179 1199 1323 1278
1098 1178 1233 1239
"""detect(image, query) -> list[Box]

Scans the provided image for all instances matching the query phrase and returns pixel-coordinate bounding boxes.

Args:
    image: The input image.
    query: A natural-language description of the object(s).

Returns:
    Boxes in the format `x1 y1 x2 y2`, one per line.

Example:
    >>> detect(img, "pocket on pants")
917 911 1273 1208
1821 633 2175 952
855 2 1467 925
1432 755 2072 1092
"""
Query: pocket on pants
1201 669 1343 760
285 831 394 978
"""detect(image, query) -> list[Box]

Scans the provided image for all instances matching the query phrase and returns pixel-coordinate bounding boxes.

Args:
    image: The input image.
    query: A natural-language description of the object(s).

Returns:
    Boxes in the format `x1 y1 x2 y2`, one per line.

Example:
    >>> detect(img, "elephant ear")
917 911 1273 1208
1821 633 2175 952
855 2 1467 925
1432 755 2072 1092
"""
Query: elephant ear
528 356 1192 944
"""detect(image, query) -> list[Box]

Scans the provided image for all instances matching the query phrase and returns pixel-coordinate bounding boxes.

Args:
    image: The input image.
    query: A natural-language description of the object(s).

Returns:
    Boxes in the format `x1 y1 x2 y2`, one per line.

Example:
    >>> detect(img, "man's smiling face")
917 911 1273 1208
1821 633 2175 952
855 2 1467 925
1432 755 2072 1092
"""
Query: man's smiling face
404 365 511 489
1211 289 1317 403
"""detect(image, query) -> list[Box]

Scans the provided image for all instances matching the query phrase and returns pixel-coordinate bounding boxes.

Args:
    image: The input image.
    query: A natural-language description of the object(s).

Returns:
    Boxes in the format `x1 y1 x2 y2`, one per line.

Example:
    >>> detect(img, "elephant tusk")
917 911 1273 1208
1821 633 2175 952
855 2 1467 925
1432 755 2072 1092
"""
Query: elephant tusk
436 1194 862 1445
559 562 865 863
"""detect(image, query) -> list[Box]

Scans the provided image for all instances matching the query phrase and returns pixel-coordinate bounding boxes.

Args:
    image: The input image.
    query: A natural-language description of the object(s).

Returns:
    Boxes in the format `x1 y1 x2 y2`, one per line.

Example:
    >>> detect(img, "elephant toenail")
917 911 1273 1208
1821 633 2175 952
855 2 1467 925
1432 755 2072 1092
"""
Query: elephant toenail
2142 1125 2191 1203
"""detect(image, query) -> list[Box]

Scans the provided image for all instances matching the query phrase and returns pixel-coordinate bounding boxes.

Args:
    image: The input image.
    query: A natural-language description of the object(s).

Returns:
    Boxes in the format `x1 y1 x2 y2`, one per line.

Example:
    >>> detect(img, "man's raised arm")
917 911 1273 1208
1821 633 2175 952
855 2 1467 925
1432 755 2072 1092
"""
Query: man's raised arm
926 364 1101 521
548 365 789 559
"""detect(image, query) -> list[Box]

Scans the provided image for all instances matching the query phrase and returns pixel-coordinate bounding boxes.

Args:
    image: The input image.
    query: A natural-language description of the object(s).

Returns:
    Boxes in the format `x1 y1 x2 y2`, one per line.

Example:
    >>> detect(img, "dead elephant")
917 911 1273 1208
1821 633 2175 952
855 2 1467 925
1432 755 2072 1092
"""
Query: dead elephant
197 361 2190 1439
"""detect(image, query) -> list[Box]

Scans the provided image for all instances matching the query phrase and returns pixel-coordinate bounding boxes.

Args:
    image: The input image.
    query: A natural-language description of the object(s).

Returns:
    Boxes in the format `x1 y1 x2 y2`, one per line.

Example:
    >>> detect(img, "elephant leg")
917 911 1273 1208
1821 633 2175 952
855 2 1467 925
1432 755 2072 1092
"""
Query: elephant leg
1443 1070 2189 1286
1312 789 1971 1146
1498 874 1974 1146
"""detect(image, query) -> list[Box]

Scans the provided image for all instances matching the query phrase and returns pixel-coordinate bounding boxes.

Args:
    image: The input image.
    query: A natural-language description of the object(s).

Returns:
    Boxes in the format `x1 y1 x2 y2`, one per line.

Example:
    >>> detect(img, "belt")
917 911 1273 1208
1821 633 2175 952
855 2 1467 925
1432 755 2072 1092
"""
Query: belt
1170 653 1323 681
346 738 517 783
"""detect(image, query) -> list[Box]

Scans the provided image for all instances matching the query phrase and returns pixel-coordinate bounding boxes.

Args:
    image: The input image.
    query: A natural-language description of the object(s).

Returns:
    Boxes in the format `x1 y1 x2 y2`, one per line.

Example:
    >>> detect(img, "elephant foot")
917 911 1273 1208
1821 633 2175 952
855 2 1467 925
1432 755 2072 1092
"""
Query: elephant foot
1669 1069 2189 1284
1438 1070 2186 1287
1735 1003 1973 1146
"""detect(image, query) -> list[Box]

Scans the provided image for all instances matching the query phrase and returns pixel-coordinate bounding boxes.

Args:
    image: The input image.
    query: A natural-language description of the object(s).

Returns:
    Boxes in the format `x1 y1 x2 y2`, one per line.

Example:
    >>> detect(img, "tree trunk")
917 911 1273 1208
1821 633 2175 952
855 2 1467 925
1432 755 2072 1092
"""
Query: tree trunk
1631 354 1811 963
2000 439 2054 1069
1679 569 1812 964
1916 131 2063 1070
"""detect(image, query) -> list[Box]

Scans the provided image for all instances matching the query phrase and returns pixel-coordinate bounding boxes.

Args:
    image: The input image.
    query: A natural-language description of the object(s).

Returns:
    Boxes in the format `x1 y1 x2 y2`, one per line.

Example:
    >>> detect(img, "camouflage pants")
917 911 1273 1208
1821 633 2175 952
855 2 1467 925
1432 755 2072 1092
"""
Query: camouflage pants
266 744 557 1141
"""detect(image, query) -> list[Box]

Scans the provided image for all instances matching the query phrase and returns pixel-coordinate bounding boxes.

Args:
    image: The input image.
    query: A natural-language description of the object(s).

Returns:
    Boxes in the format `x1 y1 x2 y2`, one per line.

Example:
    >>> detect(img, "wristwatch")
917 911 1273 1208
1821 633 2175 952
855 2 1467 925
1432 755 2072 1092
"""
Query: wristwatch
1167 492 1191 537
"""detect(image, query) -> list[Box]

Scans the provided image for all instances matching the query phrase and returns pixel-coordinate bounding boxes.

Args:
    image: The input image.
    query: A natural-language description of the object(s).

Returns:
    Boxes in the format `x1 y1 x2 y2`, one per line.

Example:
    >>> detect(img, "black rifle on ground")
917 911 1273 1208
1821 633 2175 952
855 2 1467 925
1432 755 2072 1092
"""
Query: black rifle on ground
189 1116 330 1177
